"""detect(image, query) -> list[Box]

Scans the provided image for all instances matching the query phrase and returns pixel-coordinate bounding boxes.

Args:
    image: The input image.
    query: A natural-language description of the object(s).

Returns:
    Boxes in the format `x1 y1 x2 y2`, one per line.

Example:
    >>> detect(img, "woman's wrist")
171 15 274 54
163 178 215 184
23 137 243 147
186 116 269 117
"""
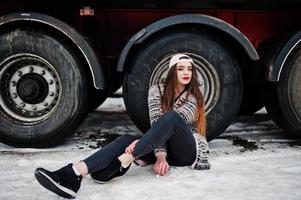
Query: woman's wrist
155 152 167 160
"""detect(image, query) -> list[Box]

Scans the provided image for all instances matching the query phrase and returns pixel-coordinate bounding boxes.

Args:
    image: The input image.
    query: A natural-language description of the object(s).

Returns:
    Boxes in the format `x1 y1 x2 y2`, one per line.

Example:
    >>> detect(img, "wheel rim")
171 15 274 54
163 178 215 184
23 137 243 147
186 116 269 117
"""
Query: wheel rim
0 53 62 123
149 53 220 114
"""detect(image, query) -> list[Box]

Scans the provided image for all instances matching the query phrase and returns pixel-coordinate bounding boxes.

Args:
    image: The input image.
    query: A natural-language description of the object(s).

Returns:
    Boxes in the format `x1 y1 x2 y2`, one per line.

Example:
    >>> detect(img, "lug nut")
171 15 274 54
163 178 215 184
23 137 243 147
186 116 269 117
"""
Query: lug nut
12 93 17 98
43 102 48 106
48 79 53 85
17 71 23 76
31 105 37 110
29 67 34 73
20 102 25 108
41 70 46 75
11 81 17 87
49 92 54 96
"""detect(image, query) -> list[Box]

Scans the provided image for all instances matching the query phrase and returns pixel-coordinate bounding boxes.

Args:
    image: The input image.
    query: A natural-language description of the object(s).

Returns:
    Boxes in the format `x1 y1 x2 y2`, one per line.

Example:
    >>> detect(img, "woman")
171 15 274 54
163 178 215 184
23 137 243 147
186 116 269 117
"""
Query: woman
34 53 211 199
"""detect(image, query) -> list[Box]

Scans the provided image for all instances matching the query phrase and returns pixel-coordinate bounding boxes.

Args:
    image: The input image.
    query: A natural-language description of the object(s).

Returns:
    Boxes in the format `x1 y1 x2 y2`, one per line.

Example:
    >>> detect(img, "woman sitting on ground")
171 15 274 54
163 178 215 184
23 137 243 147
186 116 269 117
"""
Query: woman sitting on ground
34 53 211 199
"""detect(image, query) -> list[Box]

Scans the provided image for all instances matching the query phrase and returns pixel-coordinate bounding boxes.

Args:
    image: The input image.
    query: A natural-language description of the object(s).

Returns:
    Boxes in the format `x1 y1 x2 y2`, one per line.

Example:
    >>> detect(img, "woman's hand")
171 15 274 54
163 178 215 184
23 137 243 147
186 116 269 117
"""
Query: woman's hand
125 139 139 154
154 154 169 176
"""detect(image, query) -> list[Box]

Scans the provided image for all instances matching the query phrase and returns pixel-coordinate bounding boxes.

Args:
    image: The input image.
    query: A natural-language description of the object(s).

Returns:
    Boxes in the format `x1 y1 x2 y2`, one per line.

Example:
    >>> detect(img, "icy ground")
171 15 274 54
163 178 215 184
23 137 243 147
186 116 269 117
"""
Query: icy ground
0 97 301 200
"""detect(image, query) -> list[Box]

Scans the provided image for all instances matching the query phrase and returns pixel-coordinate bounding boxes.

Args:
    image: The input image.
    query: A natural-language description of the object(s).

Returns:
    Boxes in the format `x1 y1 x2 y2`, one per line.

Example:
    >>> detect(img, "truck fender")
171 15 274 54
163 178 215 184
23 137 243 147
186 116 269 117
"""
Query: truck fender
268 30 301 82
0 12 105 89
117 14 259 72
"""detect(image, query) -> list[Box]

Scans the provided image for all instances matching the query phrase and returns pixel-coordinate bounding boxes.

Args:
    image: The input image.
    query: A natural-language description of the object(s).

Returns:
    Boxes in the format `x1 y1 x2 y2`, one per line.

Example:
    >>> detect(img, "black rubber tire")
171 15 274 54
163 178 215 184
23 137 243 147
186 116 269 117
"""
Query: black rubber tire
263 46 301 138
88 89 108 111
238 83 264 115
88 85 123 111
123 31 243 141
0 29 88 147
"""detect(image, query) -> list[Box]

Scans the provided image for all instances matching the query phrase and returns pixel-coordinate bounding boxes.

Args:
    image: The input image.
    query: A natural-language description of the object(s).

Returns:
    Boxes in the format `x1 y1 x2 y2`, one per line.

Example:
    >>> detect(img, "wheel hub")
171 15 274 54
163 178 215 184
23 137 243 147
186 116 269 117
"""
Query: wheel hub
0 54 62 122
17 74 49 104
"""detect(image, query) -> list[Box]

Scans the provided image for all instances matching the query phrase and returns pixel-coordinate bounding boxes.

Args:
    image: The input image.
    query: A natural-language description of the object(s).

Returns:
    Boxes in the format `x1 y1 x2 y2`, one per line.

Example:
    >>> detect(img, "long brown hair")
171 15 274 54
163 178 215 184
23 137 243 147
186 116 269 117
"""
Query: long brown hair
161 63 207 136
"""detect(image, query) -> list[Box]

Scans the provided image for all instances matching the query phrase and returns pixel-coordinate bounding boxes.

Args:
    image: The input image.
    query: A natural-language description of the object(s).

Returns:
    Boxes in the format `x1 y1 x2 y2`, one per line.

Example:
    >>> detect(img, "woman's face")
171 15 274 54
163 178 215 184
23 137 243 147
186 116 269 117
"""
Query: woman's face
176 61 193 86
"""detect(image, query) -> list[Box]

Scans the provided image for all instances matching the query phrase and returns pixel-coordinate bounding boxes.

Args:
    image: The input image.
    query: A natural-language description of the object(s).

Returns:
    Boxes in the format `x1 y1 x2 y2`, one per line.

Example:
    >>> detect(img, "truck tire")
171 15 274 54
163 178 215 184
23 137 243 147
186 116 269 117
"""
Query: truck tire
0 29 88 147
263 46 301 138
89 89 107 111
123 31 243 141
239 83 263 115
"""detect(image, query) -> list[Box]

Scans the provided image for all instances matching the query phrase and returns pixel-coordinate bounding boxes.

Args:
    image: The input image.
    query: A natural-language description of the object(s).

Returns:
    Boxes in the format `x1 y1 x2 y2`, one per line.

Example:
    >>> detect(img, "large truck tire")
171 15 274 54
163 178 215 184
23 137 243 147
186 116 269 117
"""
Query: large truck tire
238 83 264 115
0 29 88 147
88 89 107 111
123 31 243 141
263 46 301 138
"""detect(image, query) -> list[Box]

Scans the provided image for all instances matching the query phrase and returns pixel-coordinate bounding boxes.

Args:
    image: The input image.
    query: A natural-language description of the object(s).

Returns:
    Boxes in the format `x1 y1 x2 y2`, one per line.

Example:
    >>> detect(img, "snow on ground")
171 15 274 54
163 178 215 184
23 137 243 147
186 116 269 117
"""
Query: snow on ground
0 98 301 200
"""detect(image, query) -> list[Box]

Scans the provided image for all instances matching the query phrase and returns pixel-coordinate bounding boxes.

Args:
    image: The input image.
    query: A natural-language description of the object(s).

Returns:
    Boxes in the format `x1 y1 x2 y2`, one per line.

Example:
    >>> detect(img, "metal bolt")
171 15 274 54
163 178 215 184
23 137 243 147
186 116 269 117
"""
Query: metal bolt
17 71 23 77
29 67 34 73
43 102 48 106
48 79 53 85
49 92 54 97
11 81 17 87
41 70 45 75
32 105 37 110
12 93 17 98
20 102 25 108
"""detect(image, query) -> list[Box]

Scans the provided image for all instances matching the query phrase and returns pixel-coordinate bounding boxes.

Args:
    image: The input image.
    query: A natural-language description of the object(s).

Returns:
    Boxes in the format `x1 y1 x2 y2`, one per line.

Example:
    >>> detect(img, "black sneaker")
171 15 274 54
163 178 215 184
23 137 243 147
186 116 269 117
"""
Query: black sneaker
34 164 82 199
90 159 131 184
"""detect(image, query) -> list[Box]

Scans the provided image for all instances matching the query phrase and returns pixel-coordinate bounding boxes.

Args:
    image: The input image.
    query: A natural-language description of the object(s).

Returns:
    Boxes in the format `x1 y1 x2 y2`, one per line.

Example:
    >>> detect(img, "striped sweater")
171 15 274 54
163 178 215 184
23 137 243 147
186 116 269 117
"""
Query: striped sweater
148 84 211 170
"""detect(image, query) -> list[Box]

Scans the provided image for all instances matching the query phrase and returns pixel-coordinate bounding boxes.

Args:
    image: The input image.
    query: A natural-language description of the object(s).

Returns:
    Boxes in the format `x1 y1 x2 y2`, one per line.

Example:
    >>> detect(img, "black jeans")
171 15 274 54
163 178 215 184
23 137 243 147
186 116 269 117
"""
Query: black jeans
83 111 196 174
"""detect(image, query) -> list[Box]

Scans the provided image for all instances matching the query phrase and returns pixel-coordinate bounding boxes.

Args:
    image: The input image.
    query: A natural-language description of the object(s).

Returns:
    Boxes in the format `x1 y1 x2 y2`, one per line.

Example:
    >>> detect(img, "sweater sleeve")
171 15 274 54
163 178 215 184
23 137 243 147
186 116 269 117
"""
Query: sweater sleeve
148 85 167 156
148 85 163 126
173 95 198 124
191 134 211 170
